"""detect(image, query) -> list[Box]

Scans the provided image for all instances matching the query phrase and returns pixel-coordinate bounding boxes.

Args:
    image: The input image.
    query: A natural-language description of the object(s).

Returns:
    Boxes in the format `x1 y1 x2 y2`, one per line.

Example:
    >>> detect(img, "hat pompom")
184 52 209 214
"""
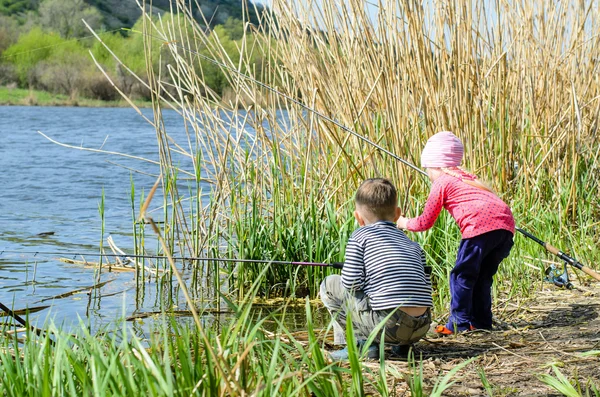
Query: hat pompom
421 131 464 168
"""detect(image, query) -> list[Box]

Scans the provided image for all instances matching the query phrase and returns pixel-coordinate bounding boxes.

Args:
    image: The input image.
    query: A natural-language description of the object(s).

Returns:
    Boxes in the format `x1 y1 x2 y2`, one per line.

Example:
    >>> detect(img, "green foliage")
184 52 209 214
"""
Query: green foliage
0 15 18 55
195 0 265 27
538 366 581 397
230 188 353 298
429 358 476 397
0 4 266 100
36 38 93 96
478 366 494 396
223 16 245 40
90 25 147 75
0 0 35 16
404 352 476 397
0 275 463 396
405 352 425 396
2 27 64 85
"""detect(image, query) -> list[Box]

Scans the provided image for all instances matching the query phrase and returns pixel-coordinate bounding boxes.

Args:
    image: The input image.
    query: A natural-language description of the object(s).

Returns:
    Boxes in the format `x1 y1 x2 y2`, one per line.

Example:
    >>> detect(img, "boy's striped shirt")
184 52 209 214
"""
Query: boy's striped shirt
341 221 433 311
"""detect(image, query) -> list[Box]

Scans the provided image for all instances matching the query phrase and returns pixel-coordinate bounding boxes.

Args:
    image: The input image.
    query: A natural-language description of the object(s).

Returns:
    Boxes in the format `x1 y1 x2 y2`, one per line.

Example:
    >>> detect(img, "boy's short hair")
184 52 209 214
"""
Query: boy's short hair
355 178 398 219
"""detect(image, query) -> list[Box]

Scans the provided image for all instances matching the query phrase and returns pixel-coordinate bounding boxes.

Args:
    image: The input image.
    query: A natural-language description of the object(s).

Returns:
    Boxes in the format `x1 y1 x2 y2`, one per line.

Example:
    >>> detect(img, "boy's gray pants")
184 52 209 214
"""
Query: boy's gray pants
320 275 431 345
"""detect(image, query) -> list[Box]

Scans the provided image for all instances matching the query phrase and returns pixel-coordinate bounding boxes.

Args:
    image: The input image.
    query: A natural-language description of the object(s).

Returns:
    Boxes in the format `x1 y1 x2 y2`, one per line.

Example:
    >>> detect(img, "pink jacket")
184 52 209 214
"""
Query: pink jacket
406 174 515 239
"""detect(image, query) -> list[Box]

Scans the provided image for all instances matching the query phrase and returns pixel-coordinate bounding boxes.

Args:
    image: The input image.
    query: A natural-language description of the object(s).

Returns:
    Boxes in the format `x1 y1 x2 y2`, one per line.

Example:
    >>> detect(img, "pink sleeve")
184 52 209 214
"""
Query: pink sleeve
406 181 444 232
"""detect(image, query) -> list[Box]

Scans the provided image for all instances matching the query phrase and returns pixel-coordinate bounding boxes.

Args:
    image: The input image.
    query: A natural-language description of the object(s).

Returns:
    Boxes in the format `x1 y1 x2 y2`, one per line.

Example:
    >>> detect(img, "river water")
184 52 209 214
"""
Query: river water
0 105 197 331
0 105 328 334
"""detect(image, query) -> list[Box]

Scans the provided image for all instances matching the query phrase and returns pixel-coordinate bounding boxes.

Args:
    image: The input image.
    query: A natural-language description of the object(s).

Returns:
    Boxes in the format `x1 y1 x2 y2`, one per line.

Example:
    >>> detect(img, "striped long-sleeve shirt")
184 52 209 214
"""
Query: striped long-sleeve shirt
341 221 433 311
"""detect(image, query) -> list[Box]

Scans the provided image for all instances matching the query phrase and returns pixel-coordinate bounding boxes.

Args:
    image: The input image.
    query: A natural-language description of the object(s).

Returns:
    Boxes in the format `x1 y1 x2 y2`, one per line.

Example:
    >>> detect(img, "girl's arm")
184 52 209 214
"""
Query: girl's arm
404 182 444 232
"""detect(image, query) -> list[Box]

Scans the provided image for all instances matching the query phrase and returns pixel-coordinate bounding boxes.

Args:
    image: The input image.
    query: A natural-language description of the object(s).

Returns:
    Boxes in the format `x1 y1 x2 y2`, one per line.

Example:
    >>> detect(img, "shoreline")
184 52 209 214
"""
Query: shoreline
0 86 152 109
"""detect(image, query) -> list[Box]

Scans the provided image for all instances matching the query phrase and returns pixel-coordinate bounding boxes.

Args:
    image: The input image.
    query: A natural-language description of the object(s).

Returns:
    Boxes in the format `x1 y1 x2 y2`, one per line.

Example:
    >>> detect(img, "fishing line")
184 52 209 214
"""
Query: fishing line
4 24 593 284
0 249 342 268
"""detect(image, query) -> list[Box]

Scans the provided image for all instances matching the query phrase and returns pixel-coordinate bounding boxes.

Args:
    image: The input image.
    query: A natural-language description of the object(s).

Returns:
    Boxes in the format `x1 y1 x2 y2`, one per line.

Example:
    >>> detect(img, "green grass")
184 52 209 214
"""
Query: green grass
1 269 471 397
0 85 151 107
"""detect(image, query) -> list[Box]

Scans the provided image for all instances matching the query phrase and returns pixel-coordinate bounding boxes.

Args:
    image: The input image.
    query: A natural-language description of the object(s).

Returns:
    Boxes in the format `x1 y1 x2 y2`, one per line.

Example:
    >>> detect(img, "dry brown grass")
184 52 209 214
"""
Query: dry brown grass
85 0 600 298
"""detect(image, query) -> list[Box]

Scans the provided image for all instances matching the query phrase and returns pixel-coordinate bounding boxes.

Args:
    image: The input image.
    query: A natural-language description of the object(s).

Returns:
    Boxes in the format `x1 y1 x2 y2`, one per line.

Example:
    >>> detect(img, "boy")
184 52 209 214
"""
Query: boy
320 178 433 360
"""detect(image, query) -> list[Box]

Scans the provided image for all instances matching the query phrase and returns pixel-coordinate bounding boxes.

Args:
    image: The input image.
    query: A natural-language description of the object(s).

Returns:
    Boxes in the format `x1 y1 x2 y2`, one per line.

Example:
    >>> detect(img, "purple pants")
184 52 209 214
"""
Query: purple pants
447 229 514 331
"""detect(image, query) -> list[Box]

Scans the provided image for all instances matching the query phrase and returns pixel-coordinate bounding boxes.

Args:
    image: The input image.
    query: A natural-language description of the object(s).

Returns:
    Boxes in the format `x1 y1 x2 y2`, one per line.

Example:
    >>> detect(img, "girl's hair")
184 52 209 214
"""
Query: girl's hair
355 178 398 219
440 167 495 193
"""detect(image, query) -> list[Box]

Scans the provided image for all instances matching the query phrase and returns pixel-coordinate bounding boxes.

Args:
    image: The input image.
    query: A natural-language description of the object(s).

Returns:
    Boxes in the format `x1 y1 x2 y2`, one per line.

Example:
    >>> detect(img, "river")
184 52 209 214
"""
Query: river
0 105 198 331
0 105 328 334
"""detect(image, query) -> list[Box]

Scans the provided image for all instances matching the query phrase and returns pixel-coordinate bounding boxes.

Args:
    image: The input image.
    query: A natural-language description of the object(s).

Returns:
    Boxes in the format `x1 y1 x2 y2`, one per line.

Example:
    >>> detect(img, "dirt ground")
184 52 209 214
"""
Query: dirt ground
353 282 600 396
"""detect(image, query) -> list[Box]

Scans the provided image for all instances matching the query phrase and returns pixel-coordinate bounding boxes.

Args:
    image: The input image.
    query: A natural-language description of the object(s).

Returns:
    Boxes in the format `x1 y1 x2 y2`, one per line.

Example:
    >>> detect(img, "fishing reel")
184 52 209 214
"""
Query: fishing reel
544 262 573 289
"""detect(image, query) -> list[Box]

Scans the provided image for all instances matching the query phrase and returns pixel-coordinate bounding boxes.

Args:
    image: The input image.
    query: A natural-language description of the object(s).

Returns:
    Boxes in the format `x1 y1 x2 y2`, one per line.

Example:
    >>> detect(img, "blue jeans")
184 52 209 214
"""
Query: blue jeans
447 229 514 331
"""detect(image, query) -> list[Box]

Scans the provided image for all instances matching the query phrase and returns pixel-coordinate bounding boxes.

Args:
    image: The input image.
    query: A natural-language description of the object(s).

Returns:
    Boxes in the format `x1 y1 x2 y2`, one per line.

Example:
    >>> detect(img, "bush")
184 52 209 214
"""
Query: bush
0 15 18 55
3 28 64 86
0 63 17 85
34 57 88 98
82 70 119 101
38 0 102 38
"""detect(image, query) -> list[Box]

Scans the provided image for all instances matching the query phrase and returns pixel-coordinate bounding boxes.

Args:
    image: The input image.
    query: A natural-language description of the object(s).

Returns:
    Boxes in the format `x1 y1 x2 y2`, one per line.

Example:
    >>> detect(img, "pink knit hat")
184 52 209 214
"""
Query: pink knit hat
420 131 464 168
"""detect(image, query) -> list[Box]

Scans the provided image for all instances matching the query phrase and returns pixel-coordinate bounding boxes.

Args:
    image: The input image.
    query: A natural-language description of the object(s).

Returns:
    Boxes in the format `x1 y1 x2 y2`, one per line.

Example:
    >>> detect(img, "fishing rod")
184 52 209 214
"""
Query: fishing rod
0 301 55 346
0 249 343 269
107 28 597 285
2 249 438 279
516 228 600 283
123 28 428 178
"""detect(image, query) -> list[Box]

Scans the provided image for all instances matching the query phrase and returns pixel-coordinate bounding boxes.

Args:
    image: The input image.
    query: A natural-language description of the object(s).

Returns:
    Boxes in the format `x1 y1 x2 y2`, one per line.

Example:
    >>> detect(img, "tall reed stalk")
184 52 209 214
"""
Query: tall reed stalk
93 0 600 310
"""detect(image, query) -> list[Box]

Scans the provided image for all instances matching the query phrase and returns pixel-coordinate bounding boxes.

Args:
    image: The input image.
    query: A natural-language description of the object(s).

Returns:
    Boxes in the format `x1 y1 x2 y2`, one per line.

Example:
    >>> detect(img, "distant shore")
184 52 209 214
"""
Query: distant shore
0 86 151 108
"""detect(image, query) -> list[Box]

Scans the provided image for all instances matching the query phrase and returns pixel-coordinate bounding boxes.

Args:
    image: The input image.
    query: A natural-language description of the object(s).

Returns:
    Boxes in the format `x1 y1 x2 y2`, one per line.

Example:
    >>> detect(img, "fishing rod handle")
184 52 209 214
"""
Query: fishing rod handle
581 266 600 282
543 242 560 256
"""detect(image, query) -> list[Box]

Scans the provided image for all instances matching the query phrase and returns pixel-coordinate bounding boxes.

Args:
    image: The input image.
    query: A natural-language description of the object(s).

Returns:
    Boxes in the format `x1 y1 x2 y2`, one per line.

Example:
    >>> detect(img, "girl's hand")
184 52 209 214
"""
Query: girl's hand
396 216 409 230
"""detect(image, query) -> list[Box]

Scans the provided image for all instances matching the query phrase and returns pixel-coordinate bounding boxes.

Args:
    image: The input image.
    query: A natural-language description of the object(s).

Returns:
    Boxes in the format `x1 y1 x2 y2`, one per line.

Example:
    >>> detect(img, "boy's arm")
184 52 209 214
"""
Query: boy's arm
420 249 432 287
341 238 365 291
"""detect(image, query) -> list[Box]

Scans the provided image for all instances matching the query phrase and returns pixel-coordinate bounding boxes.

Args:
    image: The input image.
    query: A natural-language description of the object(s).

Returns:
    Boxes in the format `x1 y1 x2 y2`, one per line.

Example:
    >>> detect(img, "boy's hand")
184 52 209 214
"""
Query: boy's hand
396 216 409 230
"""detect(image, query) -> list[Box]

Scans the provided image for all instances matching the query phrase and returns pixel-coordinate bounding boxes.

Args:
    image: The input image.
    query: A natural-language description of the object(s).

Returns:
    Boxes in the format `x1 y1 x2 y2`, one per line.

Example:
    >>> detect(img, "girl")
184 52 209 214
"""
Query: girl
396 131 514 335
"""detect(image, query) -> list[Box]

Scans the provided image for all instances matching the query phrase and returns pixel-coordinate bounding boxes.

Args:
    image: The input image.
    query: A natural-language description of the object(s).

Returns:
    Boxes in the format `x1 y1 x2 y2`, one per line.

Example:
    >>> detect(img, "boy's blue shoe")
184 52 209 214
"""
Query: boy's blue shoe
361 342 380 359
329 341 379 361
328 346 351 361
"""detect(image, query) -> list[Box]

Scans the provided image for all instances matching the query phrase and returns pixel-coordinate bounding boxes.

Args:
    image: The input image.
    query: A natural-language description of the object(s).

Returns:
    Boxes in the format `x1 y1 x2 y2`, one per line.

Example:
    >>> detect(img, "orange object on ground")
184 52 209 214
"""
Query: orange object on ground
434 324 476 335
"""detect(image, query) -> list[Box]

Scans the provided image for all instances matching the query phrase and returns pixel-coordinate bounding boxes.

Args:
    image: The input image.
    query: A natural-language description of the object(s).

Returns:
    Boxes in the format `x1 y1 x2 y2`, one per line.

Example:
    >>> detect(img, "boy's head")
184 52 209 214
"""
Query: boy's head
354 178 400 224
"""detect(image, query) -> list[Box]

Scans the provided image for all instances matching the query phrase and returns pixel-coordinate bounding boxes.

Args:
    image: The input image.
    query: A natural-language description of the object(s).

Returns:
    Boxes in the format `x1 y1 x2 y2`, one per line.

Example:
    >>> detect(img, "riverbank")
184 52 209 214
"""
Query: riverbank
0 86 151 108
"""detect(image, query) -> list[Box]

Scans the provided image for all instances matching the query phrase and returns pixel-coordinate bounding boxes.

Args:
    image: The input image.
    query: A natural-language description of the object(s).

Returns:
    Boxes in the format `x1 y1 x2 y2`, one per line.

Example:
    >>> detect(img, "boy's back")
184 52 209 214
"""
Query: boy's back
342 220 432 311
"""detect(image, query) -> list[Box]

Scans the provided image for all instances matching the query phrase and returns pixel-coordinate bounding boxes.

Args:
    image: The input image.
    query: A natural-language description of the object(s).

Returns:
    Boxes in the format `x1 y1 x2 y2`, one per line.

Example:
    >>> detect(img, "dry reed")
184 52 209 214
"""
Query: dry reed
87 0 600 300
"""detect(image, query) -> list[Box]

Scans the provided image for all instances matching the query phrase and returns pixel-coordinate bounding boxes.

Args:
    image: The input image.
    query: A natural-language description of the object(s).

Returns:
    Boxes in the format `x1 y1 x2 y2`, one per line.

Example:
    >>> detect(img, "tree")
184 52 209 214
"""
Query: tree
38 0 102 38
195 0 265 28
222 17 245 40
34 40 90 97
0 0 37 16
0 15 18 55
3 27 63 86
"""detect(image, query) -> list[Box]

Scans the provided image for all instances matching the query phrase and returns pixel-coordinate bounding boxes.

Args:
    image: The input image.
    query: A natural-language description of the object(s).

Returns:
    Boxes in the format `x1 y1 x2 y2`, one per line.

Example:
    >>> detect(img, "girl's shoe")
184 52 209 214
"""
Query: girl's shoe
434 325 455 335
434 324 476 336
